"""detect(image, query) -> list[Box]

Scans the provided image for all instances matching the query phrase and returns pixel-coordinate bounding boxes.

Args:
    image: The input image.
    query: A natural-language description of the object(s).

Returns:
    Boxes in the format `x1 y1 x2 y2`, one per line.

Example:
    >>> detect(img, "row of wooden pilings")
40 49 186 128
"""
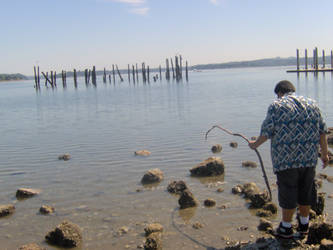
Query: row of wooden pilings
34 56 189 89
296 47 333 70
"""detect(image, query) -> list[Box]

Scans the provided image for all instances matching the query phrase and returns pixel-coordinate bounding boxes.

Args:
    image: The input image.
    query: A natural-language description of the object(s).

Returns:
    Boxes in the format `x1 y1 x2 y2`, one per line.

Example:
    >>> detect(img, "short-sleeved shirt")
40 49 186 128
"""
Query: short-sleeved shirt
260 93 327 173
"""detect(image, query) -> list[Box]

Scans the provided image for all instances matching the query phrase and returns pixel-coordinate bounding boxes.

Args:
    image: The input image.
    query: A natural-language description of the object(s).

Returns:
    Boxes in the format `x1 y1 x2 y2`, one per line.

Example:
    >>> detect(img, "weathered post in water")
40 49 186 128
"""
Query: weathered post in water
34 66 37 86
103 68 107 83
305 49 308 70
132 65 135 84
84 69 88 84
186 61 188 82
142 63 146 83
165 59 170 81
87 70 91 84
116 65 123 82
331 50 333 69
180 55 183 79
37 66 40 86
170 58 175 79
74 69 78 88
127 64 130 83
92 66 97 86
159 65 162 81
136 64 139 82
54 71 57 86
322 50 325 68
109 74 111 83
296 49 300 70
50 71 54 87
147 66 150 83
315 47 319 70
112 65 115 84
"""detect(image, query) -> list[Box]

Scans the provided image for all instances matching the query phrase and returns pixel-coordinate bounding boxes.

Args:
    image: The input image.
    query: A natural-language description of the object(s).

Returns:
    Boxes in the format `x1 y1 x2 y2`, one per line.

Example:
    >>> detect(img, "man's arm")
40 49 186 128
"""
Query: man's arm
320 133 329 168
248 135 268 150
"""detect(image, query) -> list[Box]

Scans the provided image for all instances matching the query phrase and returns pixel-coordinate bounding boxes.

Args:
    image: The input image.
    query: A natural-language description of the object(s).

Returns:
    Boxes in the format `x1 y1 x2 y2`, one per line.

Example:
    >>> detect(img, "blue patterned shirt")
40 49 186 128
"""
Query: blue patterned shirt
260 93 327 173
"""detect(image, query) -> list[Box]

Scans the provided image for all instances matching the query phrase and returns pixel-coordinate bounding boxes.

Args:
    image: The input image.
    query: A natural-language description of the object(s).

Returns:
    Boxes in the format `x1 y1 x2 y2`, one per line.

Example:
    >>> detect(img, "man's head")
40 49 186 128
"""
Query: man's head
274 80 296 96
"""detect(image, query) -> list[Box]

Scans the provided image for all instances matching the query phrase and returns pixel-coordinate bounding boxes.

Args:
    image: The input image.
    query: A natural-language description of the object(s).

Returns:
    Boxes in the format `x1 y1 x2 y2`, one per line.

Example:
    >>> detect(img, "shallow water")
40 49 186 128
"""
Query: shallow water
0 67 333 249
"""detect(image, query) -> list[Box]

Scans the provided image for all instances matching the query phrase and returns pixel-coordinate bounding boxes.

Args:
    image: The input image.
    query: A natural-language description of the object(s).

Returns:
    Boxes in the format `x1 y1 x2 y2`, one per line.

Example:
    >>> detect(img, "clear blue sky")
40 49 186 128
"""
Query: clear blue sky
1 0 332 75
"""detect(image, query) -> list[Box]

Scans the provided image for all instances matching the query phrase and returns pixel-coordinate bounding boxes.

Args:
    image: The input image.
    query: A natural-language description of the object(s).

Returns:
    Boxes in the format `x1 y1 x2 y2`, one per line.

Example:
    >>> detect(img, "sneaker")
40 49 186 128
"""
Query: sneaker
275 222 294 239
296 215 309 235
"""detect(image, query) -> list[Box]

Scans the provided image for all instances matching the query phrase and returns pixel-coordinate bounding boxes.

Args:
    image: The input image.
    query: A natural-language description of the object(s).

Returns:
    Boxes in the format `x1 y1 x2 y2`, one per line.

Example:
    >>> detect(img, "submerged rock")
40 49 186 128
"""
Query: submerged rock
58 153 71 161
144 232 162 250
320 239 333 249
167 180 187 194
134 150 151 156
242 182 261 199
262 202 278 214
204 198 216 207
40 205 55 215
231 184 243 194
45 220 82 247
256 209 272 217
16 188 40 199
249 192 269 208
190 157 224 176
229 142 238 148
18 243 46 250
211 144 222 153
144 223 163 236
192 222 203 229
0 204 15 217
141 169 164 184
257 218 273 232
178 189 198 209
242 161 257 168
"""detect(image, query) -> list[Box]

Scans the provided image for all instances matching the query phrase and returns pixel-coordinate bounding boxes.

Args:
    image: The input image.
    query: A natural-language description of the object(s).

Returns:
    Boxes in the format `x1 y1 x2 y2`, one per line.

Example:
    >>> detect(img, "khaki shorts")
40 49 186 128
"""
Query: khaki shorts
276 167 316 209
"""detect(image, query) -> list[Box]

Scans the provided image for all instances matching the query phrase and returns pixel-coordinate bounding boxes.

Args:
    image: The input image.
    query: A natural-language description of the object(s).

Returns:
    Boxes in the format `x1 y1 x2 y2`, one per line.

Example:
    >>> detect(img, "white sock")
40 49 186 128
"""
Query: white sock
282 221 292 228
300 216 309 225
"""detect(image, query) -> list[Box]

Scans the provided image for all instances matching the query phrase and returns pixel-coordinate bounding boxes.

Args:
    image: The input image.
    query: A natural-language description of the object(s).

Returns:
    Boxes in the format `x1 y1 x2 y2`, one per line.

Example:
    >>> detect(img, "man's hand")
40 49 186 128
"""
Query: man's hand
248 135 268 150
248 140 257 150
321 154 329 169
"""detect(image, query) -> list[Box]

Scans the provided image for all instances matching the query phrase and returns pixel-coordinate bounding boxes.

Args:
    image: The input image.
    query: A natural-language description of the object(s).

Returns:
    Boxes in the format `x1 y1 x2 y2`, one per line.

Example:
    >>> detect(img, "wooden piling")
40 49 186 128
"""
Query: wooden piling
305 49 308 70
170 58 175 79
296 49 300 70
132 65 135 84
92 66 97 86
112 65 116 83
159 65 162 80
109 74 111 83
62 70 66 88
186 61 188 82
34 66 37 86
103 68 107 83
179 55 183 79
116 65 123 82
142 63 146 83
322 50 325 68
147 66 150 83
331 50 333 69
128 64 130 82
84 69 88 84
74 69 78 88
87 70 91 84
136 64 139 82
175 56 180 81
42 72 53 86
54 71 57 86
315 47 319 70
165 59 170 81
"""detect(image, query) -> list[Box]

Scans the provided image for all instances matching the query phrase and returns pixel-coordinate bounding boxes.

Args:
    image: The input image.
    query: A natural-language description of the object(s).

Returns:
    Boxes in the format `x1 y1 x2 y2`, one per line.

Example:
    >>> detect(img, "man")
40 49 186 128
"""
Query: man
249 80 329 239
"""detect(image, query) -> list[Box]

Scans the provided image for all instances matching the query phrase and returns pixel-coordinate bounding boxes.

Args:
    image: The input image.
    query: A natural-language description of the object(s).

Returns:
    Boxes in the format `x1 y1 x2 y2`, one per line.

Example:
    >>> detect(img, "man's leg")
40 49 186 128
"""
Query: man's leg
282 208 296 223
298 205 310 217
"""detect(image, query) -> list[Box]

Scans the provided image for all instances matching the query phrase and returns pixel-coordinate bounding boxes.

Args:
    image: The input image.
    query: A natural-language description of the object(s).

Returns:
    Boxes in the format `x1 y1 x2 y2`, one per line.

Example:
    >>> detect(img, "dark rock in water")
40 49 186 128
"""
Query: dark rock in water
18 243 46 250
231 184 243 194
40 205 55 215
320 239 333 250
45 220 82 247
258 218 273 232
167 180 187 194
58 153 71 161
249 191 269 208
134 150 151 156
217 187 224 193
242 182 261 199
178 189 198 209
144 223 163 236
230 142 238 148
190 157 224 177
312 192 326 215
0 204 15 217
16 188 40 199
141 169 164 184
307 222 333 245
144 232 162 250
256 209 272 217
211 144 222 153
204 198 216 207
242 161 257 168
262 202 278 214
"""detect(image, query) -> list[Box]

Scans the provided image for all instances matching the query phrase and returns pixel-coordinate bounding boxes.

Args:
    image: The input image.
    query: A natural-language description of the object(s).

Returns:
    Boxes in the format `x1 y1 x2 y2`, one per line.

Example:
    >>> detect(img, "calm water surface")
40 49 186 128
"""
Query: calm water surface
0 67 333 249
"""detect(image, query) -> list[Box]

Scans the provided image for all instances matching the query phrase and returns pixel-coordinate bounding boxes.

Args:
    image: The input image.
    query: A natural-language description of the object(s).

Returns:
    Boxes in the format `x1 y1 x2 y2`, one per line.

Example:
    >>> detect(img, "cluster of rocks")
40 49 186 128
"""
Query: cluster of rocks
143 223 163 250
58 153 71 161
232 182 277 217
